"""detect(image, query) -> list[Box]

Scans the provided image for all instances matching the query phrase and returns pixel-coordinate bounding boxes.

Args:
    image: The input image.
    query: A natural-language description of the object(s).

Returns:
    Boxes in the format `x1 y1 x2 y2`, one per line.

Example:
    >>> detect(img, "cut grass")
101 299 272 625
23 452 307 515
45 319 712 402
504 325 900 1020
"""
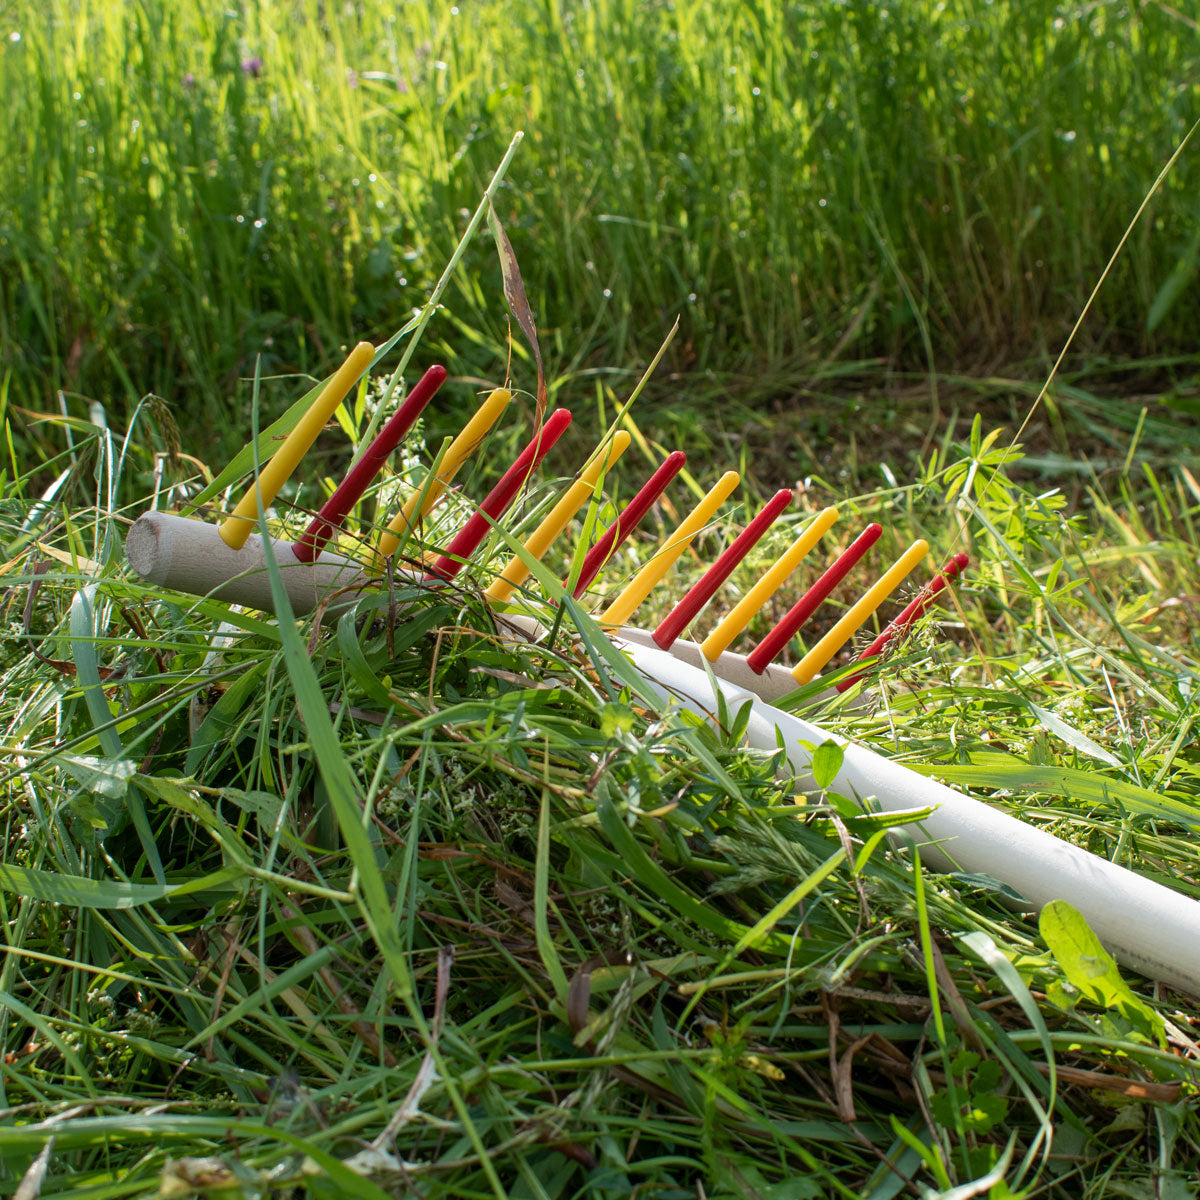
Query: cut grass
1 348 1198 1196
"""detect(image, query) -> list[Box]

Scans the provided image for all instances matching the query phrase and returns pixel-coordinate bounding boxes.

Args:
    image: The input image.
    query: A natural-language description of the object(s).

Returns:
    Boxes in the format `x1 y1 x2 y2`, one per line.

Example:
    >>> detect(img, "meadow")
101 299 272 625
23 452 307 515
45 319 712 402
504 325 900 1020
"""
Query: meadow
5 0 1200 434
2 2 1200 1198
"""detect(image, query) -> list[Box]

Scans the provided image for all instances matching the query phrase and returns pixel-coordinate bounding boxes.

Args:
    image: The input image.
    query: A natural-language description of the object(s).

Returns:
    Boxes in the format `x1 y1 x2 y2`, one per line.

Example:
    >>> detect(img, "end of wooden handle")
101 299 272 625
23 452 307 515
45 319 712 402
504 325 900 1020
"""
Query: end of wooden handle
126 511 175 585
126 511 370 615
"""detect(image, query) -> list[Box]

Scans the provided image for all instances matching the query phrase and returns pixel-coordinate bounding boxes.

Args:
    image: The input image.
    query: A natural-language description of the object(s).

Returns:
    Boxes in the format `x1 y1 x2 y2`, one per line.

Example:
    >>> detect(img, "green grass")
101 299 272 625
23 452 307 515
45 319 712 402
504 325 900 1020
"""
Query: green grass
4 3 1200 1194
1 321 1198 1195
5 0 1200 433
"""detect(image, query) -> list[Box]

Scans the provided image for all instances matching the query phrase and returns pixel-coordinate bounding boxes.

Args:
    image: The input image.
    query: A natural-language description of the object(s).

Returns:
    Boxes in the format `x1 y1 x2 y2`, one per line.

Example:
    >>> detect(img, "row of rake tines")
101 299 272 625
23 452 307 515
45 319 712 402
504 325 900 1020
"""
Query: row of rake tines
215 348 967 692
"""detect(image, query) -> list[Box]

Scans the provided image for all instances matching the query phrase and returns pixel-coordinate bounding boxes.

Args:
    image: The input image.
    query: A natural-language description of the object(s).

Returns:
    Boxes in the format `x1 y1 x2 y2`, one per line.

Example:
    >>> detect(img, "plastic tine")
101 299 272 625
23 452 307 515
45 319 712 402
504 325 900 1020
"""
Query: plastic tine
599 470 740 628
220 341 375 549
427 409 573 581
791 540 930 685
376 387 512 564
745 523 883 674
652 487 793 650
292 365 447 563
485 432 631 604
700 506 839 661
567 451 686 599
836 552 969 691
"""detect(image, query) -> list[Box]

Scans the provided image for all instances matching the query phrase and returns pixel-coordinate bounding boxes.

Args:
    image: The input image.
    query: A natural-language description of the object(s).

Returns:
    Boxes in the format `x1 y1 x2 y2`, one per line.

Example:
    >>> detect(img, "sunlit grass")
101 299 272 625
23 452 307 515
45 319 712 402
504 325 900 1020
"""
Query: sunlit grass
4 0 1200 432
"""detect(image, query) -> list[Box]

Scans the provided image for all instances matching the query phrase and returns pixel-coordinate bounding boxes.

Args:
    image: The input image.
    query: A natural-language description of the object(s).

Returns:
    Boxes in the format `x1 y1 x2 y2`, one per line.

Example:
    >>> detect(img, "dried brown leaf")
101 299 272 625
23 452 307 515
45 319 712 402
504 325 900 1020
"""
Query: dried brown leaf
488 201 546 423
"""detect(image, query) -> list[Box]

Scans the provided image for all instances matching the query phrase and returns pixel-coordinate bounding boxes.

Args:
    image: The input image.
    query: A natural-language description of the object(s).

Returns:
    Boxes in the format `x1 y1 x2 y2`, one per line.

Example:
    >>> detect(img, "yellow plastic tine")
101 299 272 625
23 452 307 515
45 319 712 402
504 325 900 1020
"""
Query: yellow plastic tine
791 539 929 685
485 431 631 604
376 387 512 563
598 470 740 628
220 341 375 550
700 506 839 662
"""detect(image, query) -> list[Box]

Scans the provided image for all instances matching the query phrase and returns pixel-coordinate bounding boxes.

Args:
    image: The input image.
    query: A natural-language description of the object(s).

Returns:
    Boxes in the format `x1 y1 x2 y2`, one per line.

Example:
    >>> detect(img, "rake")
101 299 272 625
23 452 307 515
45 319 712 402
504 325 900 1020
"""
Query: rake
126 343 1200 997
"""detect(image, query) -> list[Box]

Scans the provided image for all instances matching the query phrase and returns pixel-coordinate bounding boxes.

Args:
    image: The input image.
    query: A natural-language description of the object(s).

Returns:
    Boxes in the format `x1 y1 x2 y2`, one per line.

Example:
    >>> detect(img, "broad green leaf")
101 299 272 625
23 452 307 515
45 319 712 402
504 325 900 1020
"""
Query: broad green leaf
930 1086 1008 1133
219 787 284 824
599 703 637 738
1039 899 1164 1037
0 862 243 909
135 773 215 821
69 793 110 831
60 754 136 799
810 740 845 790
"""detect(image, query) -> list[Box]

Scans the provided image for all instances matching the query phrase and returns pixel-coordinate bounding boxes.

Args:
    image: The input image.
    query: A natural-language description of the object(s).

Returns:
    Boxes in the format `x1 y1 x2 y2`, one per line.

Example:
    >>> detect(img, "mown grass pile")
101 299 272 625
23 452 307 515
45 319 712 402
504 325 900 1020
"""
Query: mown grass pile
1 333 1198 1196
5 0 1200 425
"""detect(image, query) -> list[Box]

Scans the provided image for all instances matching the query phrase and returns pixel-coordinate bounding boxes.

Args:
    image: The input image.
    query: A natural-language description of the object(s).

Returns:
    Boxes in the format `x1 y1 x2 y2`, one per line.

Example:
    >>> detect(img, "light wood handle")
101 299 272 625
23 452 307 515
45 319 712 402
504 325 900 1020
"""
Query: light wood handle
128 512 370 615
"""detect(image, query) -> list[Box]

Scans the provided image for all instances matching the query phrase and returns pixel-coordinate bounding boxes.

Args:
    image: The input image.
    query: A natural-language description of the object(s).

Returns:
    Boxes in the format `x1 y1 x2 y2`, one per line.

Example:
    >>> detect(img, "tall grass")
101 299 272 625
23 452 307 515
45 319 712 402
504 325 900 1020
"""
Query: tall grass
4 0 1200 428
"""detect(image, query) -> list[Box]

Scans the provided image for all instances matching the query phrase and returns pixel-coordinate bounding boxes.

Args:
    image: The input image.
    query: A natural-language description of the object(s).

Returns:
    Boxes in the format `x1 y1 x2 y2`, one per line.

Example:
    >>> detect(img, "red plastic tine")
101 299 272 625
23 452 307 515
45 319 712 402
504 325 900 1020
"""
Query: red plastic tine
745 523 883 673
835 552 969 691
652 488 794 650
854 551 969 661
567 450 686 599
292 364 447 563
427 408 573 582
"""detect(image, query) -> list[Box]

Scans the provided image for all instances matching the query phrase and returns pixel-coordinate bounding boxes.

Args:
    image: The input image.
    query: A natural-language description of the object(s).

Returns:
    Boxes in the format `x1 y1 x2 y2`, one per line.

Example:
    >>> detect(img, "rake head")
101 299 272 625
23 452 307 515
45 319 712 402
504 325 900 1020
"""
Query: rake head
126 344 968 694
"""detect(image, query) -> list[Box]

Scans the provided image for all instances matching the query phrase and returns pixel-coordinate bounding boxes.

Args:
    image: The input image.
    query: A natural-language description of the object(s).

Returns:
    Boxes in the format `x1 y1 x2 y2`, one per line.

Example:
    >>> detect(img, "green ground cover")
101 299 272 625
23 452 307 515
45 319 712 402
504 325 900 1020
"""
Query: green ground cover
2 332 1199 1196
2 2 1200 1197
